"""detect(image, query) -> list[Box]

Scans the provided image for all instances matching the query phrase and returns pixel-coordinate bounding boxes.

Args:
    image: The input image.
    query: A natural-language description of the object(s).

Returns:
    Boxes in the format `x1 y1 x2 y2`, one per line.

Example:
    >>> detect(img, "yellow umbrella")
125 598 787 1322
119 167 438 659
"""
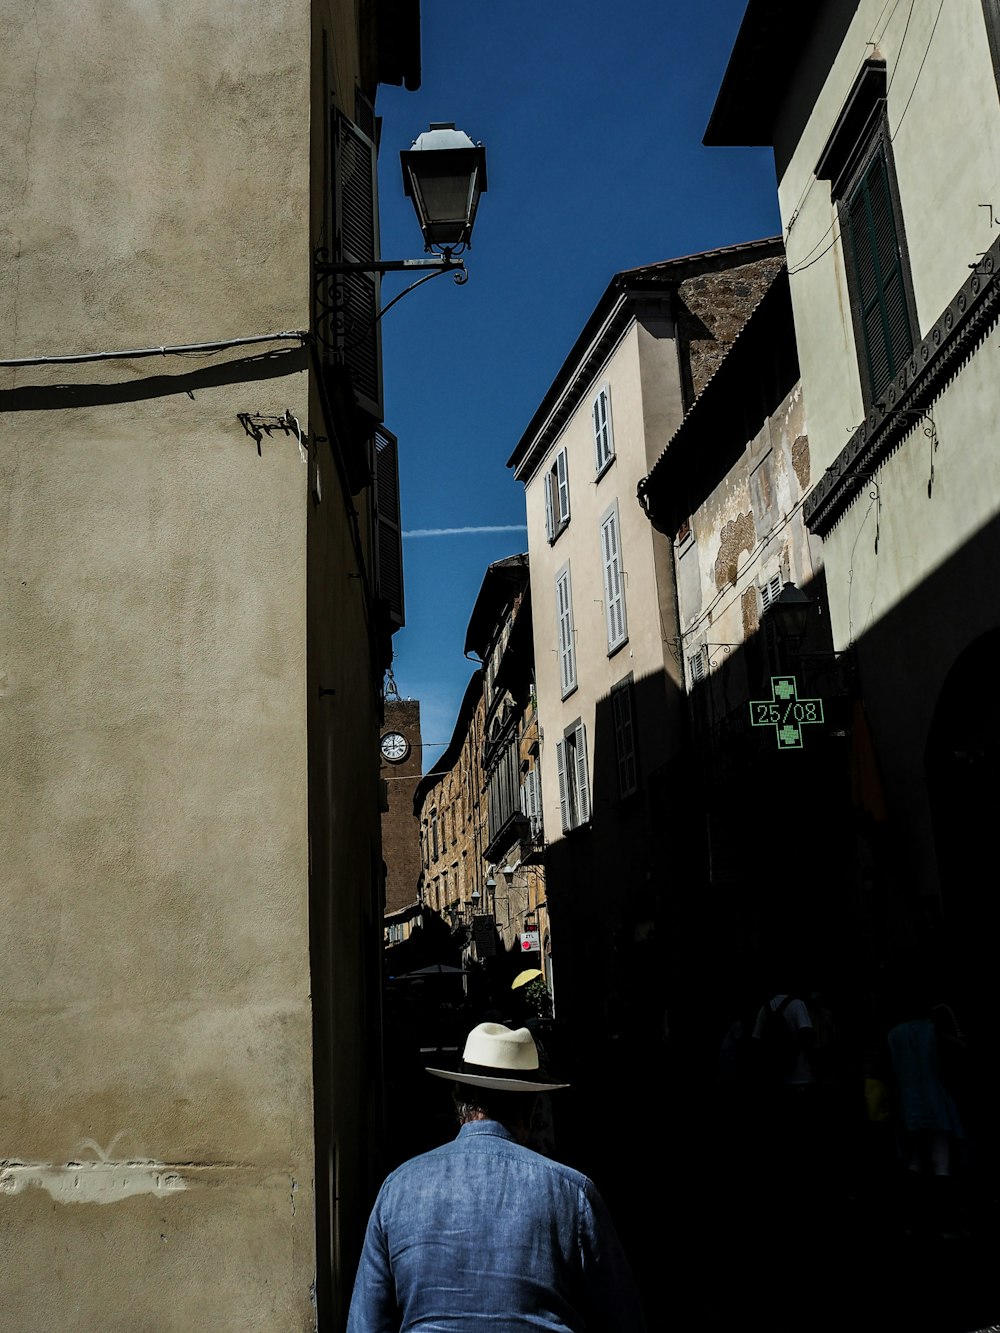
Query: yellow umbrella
511 968 544 990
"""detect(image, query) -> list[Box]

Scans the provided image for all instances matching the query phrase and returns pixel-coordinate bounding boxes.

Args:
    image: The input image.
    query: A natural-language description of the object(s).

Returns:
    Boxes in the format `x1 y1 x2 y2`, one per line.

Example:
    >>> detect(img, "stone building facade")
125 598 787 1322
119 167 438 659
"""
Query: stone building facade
416 676 487 921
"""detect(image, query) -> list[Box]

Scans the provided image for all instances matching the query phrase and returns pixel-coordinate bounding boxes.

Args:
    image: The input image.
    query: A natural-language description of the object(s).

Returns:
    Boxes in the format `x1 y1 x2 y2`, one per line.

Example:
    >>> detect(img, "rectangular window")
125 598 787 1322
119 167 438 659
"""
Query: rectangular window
817 64 916 406
600 502 628 653
842 140 914 401
487 740 520 846
555 564 577 698
544 447 571 542
555 720 590 832
592 384 614 476
611 676 638 800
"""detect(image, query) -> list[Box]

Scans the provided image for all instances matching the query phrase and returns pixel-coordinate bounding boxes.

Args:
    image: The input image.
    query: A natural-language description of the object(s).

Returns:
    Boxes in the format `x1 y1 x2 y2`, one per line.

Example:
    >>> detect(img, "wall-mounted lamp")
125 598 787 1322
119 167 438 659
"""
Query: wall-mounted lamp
316 122 487 286
401 123 488 251
501 862 518 886
470 885 482 907
770 582 813 649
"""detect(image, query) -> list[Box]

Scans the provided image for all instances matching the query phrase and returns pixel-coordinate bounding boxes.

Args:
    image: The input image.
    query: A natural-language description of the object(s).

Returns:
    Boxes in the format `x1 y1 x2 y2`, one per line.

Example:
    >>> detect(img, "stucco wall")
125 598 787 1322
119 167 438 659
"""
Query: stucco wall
769 0 1000 904
1 371 315 1330
0 1 334 1326
526 320 683 837
775 0 1000 607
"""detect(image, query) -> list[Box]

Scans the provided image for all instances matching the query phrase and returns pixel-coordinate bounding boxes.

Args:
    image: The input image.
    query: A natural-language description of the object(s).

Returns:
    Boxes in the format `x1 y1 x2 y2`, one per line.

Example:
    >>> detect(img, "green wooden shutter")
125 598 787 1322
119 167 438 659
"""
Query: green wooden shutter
846 147 913 399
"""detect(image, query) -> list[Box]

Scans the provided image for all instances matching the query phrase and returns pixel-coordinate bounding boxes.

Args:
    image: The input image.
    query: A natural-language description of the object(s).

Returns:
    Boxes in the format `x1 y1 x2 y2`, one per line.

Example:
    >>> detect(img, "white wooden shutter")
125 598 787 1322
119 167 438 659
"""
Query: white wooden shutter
574 721 590 823
601 505 627 650
593 386 613 471
556 741 569 832
555 448 570 524
556 567 576 695
688 647 707 687
760 574 782 611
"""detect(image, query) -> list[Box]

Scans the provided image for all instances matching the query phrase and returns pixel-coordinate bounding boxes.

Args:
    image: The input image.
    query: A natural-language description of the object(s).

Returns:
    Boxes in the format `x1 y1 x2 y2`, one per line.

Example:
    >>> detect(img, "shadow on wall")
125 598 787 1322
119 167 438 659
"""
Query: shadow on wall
543 506 1000 1082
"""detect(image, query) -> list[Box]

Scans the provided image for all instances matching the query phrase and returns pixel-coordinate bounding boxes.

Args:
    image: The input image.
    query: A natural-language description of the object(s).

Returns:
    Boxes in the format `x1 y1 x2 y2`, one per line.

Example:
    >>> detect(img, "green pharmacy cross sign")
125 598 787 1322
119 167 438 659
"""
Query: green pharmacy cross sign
749 675 825 750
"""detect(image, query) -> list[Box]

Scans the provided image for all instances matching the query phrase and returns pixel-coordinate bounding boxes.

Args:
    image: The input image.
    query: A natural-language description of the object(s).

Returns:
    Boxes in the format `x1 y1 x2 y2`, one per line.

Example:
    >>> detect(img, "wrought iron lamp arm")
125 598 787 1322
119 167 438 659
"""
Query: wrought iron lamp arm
314 251 466 279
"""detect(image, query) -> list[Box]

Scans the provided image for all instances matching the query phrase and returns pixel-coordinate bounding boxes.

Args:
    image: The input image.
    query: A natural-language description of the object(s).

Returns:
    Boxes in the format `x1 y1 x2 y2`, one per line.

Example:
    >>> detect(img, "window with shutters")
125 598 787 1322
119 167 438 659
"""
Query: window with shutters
592 384 615 477
486 738 521 849
555 564 577 699
544 447 571 543
555 720 590 832
600 501 628 654
817 65 916 408
611 676 639 800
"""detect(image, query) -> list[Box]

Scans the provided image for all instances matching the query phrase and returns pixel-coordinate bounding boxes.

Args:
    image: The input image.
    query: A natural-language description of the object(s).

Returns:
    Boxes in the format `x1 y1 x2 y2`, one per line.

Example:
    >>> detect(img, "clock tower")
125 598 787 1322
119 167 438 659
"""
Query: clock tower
380 698 423 916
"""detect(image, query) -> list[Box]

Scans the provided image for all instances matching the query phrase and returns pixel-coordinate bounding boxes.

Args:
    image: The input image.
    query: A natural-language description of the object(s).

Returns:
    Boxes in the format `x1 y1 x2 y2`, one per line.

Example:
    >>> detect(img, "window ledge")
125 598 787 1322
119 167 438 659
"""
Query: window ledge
595 453 616 484
547 518 570 546
560 682 578 703
607 636 629 660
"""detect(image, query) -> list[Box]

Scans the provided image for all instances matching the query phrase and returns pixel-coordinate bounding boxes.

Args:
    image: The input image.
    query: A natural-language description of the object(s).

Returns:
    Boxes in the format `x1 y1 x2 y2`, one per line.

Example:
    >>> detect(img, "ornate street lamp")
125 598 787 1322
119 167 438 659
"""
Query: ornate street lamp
315 122 487 285
400 123 488 250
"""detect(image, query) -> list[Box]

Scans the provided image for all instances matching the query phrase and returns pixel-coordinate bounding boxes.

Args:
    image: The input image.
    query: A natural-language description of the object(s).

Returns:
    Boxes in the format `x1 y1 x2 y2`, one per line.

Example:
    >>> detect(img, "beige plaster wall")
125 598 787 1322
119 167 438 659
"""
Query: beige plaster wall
525 321 683 837
0 1 343 1326
1 0 313 357
1 371 316 1329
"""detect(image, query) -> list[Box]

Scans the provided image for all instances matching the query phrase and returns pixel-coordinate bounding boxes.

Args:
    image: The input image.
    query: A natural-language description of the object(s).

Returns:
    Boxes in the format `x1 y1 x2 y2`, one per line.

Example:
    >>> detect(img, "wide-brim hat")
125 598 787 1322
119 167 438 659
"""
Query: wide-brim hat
426 1021 569 1092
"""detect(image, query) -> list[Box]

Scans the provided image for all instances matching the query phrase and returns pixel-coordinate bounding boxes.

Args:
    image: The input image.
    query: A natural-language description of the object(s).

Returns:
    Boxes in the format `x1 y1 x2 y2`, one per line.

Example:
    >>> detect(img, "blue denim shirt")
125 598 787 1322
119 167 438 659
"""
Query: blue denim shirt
347 1120 645 1332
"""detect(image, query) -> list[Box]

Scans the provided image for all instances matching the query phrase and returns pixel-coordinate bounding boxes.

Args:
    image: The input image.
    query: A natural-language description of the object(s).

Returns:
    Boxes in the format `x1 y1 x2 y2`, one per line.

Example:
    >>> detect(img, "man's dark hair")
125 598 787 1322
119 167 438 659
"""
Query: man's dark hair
452 1083 536 1130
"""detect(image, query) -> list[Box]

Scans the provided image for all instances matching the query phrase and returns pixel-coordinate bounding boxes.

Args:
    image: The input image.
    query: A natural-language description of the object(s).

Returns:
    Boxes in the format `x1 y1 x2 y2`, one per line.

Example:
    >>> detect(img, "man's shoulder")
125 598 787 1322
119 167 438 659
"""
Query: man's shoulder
381 1130 594 1197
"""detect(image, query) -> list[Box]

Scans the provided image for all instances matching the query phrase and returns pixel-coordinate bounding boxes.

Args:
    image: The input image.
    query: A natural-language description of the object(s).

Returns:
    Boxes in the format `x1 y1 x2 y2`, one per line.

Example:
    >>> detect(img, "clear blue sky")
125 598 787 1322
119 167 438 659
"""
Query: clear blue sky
375 0 780 769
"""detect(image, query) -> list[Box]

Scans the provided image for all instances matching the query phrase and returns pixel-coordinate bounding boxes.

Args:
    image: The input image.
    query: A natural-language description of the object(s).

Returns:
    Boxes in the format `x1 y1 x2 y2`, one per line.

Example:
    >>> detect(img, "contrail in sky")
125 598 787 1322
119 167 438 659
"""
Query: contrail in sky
402 524 527 538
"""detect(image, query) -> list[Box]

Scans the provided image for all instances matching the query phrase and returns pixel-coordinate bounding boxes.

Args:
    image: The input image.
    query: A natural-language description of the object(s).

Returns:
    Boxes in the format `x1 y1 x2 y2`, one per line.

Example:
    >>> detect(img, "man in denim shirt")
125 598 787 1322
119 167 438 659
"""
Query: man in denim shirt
347 1022 646 1332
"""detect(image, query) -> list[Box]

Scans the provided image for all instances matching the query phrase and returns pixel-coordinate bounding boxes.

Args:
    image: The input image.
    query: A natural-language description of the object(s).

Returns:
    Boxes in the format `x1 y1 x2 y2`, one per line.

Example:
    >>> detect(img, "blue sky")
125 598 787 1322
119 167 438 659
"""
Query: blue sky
375 0 780 769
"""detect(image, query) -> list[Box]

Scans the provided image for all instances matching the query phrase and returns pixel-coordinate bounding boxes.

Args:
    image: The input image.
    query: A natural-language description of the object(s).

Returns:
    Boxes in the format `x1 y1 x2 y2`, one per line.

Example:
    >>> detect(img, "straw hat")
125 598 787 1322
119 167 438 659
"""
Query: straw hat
426 1022 569 1092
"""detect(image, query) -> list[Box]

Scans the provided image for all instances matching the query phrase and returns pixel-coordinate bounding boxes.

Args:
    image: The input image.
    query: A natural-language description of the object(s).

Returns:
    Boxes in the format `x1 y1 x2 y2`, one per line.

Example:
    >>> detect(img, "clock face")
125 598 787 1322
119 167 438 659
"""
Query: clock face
380 731 410 763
